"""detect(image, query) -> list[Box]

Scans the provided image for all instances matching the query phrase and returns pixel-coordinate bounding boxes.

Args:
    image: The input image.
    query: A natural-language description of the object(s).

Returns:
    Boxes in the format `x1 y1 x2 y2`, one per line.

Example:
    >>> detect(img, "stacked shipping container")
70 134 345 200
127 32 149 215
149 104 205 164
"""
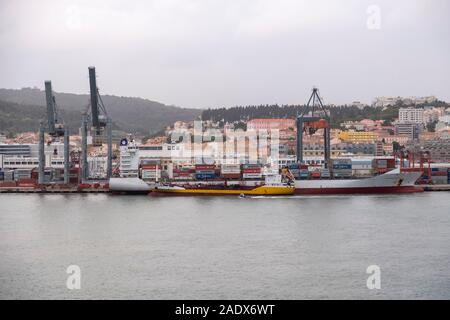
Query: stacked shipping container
195 164 217 180
242 164 262 180
431 167 449 185
140 159 161 181
173 167 195 180
372 158 396 174
220 164 241 179
331 159 352 178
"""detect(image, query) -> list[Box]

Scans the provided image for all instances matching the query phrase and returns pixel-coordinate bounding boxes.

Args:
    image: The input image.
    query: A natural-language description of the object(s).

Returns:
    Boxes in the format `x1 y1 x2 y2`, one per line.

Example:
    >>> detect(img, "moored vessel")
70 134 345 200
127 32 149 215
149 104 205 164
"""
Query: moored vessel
294 168 424 194
149 184 295 196
110 168 423 195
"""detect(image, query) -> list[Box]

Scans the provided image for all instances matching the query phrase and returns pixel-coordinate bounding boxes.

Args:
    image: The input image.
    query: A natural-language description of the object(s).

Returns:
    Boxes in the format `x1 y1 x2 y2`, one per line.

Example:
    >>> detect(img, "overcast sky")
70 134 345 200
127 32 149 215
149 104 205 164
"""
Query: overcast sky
0 0 449 108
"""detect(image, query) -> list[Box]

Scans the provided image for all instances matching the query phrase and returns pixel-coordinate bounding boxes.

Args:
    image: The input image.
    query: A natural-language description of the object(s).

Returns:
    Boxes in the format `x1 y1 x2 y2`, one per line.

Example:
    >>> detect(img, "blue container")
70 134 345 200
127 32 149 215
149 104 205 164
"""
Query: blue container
195 170 215 174
299 172 309 179
196 173 216 180
333 164 352 170
0 172 4 181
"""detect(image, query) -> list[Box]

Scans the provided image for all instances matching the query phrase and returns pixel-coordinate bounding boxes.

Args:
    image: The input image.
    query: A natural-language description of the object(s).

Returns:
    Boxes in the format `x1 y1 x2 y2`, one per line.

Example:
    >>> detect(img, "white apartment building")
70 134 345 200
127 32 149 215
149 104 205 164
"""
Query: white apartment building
399 108 424 124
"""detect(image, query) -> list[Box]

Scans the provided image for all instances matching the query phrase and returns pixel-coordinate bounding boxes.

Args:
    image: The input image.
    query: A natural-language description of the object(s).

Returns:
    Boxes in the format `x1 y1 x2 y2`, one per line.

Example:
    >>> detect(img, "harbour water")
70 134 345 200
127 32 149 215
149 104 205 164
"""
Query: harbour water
1 192 449 299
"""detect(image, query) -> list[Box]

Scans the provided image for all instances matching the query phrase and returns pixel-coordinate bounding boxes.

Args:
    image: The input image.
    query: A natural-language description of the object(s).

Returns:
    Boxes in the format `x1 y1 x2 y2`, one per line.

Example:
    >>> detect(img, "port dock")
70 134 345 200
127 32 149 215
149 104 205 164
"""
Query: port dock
0 187 109 193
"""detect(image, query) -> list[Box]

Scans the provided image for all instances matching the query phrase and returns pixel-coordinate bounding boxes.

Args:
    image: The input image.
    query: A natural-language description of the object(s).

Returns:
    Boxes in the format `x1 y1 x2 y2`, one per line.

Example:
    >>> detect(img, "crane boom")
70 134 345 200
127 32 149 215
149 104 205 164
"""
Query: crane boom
44 81 56 135
88 66 100 129
44 80 64 137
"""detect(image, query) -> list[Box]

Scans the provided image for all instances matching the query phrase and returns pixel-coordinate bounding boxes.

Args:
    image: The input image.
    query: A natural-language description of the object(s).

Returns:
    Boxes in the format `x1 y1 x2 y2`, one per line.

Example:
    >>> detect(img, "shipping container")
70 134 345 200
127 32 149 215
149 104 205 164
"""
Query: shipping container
195 173 216 180
221 164 241 173
331 159 352 168
333 171 352 178
141 168 161 180
320 169 331 178
174 168 195 174
310 171 320 178
372 158 395 171
432 176 448 185
142 164 158 170
195 164 216 170
332 164 352 170
195 169 215 173
242 173 262 179
173 175 194 181
14 169 32 180
431 171 448 177
242 164 262 169
242 168 261 174
299 169 309 177
173 172 194 177
140 159 160 166
221 173 241 179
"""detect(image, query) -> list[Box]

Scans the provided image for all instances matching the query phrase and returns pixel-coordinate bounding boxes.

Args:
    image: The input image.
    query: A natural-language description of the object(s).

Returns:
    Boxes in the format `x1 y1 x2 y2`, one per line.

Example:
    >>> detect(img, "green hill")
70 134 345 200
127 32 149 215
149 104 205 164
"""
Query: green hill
0 88 201 135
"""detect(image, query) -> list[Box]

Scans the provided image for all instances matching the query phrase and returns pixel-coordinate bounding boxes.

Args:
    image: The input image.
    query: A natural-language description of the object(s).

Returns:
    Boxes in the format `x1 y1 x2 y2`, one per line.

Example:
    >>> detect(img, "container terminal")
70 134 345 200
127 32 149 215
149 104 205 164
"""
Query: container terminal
1 78 450 195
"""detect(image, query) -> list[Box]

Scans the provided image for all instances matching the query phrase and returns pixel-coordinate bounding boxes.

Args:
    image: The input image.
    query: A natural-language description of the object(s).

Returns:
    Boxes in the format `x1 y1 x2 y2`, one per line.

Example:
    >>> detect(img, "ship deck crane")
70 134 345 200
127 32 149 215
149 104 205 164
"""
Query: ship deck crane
81 66 112 181
38 81 70 185
296 87 331 169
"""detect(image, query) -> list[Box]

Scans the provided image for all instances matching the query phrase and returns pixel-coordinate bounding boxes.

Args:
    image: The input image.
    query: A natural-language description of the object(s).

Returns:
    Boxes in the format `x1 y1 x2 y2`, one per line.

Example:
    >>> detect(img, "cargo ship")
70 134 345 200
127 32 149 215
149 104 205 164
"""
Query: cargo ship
293 168 423 194
110 168 423 195
109 140 424 195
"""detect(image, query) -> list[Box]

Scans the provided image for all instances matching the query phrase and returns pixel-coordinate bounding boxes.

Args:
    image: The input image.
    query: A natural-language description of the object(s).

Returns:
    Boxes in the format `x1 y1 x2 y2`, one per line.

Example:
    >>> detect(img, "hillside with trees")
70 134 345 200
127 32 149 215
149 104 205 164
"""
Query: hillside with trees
0 88 201 135
0 100 84 135
202 102 449 128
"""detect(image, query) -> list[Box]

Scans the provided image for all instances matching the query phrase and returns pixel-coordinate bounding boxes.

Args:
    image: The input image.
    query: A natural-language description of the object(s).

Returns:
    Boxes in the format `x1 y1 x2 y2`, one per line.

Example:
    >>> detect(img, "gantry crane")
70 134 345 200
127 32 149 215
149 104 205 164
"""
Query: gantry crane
296 87 331 169
80 66 112 181
396 148 432 184
38 81 70 185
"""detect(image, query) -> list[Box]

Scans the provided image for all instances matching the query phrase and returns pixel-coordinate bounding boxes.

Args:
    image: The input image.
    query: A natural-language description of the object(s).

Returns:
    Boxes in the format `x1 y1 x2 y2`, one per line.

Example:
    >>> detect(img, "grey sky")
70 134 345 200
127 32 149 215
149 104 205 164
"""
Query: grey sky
0 0 449 108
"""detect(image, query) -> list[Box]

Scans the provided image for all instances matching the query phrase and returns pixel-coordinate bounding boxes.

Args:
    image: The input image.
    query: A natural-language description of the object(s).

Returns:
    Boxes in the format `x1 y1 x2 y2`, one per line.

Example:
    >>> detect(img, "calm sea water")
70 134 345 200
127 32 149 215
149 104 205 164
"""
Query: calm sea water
0 192 449 299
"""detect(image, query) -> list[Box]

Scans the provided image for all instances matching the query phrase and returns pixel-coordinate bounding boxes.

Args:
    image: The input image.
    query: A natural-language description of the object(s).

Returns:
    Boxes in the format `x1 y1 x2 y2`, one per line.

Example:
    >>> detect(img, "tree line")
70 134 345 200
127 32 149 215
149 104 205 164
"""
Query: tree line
201 104 409 128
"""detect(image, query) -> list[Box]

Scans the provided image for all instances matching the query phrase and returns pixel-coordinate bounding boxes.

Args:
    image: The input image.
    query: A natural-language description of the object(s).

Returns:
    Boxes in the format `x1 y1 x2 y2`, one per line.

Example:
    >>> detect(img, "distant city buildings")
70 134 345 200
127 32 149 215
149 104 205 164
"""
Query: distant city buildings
436 115 450 131
395 123 421 141
399 108 424 124
1 93 449 171
382 135 410 145
341 119 384 131
338 131 378 143
247 118 296 131
423 107 445 123
372 96 437 107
